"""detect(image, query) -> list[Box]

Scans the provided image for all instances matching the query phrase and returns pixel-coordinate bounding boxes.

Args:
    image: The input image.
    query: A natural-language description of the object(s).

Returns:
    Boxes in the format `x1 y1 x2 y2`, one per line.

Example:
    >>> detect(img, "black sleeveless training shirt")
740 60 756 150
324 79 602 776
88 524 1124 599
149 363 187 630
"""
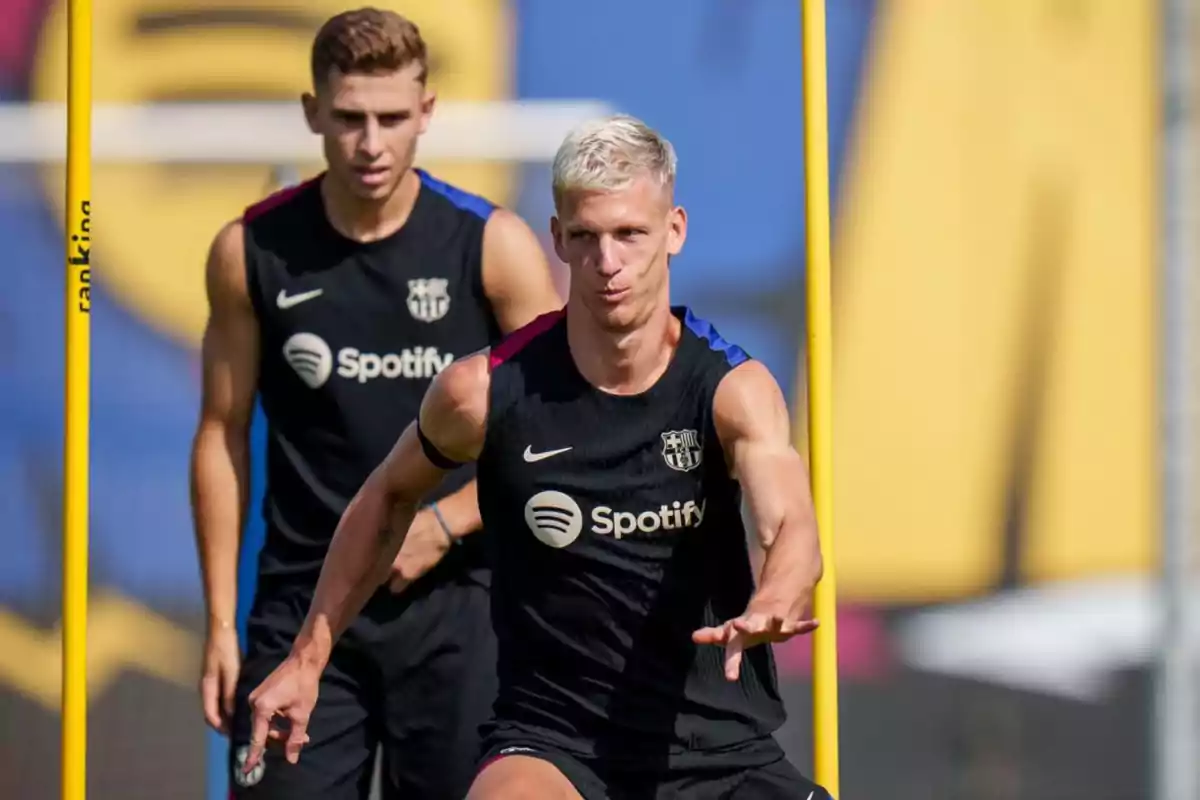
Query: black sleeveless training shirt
243 169 502 592
477 307 787 769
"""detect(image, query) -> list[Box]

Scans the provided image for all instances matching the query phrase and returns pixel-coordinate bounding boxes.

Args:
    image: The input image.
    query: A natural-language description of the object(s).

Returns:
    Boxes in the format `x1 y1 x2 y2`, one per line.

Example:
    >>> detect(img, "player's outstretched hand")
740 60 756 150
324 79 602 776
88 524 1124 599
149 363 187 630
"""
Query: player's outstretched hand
692 612 819 681
242 654 319 774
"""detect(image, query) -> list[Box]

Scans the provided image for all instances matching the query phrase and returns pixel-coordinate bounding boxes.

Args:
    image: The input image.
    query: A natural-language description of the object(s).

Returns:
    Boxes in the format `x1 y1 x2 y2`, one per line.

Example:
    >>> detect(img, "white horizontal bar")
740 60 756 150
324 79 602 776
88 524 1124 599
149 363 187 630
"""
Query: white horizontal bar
0 100 612 163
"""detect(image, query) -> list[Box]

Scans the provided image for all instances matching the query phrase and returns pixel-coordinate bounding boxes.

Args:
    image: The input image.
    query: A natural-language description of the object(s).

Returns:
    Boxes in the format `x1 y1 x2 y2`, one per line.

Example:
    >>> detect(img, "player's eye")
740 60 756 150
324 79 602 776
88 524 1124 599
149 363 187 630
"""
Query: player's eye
377 112 411 127
332 110 366 126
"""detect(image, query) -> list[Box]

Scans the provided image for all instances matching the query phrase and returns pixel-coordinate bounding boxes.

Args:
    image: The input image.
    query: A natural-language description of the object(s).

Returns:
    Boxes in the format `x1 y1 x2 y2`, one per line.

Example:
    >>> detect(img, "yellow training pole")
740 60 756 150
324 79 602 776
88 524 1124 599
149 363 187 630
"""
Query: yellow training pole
801 0 840 795
63 0 92 792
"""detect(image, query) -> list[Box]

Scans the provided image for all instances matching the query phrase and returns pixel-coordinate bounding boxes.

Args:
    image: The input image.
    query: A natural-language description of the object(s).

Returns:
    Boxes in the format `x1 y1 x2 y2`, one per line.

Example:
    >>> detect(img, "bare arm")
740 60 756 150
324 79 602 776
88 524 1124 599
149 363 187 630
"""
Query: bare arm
693 360 823 680
719 361 823 615
190 220 259 633
294 351 491 664
481 207 564 332
243 352 491 766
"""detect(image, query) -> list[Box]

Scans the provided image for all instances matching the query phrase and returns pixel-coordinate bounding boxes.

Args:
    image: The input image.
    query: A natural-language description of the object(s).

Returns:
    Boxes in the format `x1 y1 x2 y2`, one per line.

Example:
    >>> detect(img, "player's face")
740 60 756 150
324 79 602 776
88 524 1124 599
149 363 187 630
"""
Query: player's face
552 175 686 331
303 64 434 201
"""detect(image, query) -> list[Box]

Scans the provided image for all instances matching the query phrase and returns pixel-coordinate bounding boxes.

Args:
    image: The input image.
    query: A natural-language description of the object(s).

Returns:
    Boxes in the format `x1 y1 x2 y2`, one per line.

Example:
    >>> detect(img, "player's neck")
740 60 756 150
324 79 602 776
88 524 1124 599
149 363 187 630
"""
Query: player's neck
319 169 420 243
567 297 679 396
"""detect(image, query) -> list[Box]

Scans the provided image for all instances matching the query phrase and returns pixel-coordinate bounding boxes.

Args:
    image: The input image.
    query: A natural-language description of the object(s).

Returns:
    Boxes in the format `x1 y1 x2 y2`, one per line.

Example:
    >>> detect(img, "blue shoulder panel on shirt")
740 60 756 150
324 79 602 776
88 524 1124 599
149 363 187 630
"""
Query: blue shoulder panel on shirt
416 168 495 220
681 307 750 368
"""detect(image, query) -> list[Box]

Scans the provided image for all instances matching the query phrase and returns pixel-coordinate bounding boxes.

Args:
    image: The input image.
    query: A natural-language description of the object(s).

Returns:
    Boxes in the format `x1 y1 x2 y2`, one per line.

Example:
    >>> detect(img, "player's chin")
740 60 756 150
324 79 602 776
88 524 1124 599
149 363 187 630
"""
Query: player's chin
587 291 637 328
592 303 639 332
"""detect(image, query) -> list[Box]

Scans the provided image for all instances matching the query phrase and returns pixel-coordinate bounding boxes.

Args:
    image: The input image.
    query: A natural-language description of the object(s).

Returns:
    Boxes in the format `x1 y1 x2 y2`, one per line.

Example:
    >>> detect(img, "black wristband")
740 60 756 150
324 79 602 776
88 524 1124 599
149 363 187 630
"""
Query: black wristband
417 422 464 470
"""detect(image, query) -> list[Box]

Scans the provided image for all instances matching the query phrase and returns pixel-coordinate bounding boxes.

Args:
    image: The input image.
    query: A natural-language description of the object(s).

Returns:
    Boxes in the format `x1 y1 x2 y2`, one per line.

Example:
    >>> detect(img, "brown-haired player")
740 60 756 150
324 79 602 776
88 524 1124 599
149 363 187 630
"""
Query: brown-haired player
189 8 563 798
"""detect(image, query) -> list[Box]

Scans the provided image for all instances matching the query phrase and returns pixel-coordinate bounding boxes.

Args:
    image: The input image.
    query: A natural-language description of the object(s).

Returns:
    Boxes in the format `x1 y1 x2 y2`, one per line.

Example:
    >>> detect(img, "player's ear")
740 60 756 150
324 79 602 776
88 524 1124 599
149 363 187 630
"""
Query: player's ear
301 92 320 134
419 89 437 134
666 205 687 257
549 216 568 264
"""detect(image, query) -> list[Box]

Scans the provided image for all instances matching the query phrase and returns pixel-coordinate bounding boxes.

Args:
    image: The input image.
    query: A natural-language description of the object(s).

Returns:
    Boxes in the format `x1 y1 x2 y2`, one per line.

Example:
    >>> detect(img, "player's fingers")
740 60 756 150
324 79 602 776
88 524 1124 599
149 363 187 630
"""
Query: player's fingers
200 675 223 731
691 624 731 645
734 614 815 642
772 617 795 636
244 702 273 771
773 615 814 639
731 614 772 637
723 635 746 682
792 618 820 636
220 667 238 729
762 618 820 643
757 614 787 640
284 713 310 764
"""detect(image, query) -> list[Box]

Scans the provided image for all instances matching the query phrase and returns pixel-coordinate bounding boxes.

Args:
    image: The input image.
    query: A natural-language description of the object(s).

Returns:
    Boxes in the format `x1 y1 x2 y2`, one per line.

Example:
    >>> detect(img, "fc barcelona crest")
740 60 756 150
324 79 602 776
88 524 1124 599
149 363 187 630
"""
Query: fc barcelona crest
661 429 703 472
407 278 451 323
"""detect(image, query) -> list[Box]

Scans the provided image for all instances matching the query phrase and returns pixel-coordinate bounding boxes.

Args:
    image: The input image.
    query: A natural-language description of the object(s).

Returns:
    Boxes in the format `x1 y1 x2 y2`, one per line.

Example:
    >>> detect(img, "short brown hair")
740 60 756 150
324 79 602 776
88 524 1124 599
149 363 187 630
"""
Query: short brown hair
310 8 429 88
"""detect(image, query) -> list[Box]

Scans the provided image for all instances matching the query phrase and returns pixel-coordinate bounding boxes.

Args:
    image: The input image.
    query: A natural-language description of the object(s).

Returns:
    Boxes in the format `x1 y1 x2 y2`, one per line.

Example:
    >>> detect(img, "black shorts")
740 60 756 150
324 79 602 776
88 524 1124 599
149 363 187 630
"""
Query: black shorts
228 576 498 800
478 726 832 800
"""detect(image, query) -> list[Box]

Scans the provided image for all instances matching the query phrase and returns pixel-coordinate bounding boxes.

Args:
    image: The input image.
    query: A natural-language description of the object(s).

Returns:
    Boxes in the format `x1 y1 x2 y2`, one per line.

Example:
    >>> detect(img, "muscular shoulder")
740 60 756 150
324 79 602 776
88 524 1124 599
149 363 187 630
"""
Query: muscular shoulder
482 207 537 251
482 207 545 284
713 360 792 468
420 350 492 462
481 209 562 333
205 219 250 312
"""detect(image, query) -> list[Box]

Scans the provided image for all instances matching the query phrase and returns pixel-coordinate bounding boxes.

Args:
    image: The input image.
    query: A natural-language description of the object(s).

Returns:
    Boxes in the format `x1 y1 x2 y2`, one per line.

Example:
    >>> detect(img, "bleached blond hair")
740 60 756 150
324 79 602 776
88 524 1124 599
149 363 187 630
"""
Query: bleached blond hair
551 114 678 208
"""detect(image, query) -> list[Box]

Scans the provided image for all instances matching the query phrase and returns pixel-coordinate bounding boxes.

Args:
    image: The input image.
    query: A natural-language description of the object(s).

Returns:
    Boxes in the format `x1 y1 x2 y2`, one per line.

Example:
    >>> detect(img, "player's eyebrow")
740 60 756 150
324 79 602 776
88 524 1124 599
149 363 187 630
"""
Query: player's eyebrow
133 9 319 34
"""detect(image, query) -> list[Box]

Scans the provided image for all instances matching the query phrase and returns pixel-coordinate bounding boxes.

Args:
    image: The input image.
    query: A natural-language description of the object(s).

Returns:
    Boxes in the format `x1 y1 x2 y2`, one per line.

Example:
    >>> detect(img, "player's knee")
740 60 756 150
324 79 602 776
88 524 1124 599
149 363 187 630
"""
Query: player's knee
466 755 580 800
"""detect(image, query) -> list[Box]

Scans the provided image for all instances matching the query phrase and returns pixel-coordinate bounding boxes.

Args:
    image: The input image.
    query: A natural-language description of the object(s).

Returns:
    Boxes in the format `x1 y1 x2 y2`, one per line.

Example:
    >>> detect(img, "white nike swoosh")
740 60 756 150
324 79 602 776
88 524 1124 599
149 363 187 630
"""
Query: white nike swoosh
276 288 324 309
523 445 572 462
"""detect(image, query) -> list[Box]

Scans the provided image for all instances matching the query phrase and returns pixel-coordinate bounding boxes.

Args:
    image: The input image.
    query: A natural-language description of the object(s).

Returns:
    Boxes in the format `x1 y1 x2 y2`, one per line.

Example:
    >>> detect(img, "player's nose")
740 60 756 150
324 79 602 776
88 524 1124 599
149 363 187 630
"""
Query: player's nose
595 238 622 277
358 120 385 159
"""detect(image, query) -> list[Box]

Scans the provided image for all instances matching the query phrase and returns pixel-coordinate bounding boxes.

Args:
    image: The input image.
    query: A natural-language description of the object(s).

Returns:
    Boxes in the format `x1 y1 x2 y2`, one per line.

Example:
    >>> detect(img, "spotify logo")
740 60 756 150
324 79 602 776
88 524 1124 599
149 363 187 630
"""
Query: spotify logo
524 490 583 548
283 332 333 389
